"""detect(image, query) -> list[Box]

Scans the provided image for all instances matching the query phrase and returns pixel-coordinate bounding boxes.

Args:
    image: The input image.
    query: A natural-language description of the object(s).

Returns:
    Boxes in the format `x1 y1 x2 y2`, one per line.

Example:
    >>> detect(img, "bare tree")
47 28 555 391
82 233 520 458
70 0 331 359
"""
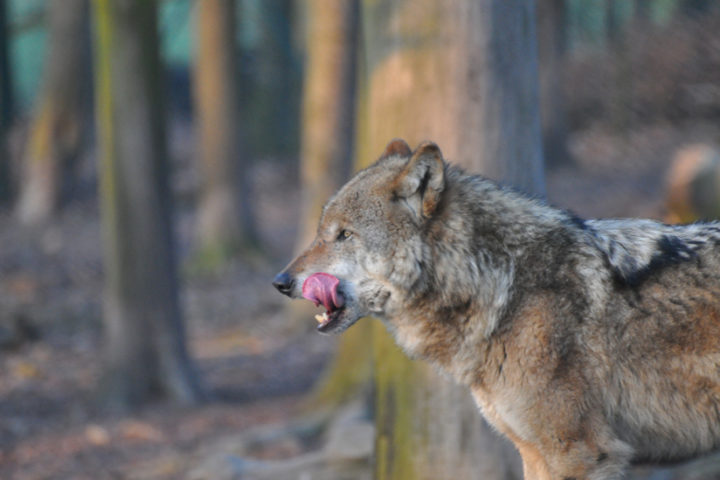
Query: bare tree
16 0 86 224
92 0 203 409
193 0 253 262
360 0 545 477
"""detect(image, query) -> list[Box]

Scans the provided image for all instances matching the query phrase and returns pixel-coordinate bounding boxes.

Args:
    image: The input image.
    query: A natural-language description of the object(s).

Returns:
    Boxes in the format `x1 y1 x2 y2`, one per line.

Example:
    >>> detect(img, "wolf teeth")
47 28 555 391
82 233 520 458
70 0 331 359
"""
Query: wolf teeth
315 312 329 324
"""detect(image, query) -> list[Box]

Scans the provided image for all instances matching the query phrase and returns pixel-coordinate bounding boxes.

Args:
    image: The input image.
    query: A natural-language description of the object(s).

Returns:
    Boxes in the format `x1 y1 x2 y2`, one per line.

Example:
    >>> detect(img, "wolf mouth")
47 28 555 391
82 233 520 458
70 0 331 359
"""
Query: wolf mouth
315 305 346 333
302 272 347 333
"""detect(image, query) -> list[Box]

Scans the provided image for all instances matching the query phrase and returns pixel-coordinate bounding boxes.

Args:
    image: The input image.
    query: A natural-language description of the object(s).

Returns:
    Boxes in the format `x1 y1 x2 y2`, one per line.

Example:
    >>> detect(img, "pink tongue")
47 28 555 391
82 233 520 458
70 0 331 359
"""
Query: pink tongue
302 273 345 311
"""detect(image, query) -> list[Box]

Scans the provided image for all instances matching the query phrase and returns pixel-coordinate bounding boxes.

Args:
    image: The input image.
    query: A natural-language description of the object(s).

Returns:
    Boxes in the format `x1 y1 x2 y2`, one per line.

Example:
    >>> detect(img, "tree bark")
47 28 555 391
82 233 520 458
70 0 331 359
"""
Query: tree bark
193 0 252 261
634 0 650 24
249 0 299 155
93 0 203 409
16 0 86 224
361 0 544 478
363 0 545 196
606 0 619 42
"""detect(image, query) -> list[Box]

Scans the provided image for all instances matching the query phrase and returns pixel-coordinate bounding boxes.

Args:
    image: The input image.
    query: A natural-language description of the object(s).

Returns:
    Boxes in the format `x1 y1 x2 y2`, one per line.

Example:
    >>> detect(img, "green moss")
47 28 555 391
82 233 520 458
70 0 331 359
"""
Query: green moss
92 0 121 290
310 319 373 409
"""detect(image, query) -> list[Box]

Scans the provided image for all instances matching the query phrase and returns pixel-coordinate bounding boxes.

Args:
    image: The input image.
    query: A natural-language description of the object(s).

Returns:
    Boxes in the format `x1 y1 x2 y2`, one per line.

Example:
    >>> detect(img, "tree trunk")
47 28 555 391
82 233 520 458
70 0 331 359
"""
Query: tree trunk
0 0 12 204
537 0 570 167
606 0 619 42
248 0 299 155
193 0 252 262
16 0 86 225
92 0 203 409
634 0 650 24
363 0 545 197
362 0 545 478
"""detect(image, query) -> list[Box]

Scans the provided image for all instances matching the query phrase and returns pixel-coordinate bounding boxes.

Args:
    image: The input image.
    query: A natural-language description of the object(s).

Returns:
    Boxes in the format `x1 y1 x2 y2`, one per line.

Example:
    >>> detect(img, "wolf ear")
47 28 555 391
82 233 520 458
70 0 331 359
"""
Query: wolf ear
380 138 412 159
393 142 446 219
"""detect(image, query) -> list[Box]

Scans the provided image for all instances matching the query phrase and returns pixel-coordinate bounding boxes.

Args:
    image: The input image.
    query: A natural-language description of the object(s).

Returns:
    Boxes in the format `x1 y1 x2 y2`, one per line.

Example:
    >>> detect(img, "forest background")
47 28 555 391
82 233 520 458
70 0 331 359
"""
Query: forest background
1 1 720 479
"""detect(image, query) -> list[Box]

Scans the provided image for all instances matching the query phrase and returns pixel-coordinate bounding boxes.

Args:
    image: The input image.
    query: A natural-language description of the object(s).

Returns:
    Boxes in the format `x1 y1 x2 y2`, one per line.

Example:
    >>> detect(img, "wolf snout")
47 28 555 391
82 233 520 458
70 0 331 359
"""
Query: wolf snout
272 271 295 297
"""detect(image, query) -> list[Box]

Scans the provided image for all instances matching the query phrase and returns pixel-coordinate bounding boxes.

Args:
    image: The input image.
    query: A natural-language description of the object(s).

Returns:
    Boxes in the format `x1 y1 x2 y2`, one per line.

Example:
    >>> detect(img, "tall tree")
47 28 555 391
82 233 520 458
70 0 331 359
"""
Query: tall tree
192 0 252 262
360 0 545 478
605 0 620 42
16 0 87 225
93 0 203 409
0 0 12 204
634 0 651 24
236 0 300 157
252 0 298 154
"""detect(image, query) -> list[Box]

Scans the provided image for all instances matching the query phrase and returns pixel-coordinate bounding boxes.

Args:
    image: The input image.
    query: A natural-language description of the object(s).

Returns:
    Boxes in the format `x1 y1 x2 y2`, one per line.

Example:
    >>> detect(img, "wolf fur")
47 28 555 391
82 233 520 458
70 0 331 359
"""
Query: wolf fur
274 139 720 480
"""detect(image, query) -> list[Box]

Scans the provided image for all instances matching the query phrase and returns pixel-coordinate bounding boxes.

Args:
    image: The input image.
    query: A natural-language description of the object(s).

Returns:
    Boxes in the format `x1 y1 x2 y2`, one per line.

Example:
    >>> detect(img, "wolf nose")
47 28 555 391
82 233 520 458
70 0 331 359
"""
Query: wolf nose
272 272 295 297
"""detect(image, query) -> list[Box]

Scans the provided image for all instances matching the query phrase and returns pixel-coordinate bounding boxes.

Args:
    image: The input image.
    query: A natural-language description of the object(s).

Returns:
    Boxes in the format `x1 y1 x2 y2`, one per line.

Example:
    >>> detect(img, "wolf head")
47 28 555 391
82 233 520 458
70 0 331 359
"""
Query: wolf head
273 139 447 334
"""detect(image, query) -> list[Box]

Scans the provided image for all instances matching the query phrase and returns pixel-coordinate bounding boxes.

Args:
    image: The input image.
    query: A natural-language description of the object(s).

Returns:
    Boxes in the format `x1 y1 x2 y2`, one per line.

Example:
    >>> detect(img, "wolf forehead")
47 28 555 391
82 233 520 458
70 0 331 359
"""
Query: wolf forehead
318 154 410 226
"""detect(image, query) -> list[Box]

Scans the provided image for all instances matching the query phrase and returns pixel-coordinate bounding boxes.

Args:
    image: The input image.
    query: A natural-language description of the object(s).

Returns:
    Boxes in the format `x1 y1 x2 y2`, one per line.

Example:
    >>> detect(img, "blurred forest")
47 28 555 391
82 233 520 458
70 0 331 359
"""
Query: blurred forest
0 0 720 479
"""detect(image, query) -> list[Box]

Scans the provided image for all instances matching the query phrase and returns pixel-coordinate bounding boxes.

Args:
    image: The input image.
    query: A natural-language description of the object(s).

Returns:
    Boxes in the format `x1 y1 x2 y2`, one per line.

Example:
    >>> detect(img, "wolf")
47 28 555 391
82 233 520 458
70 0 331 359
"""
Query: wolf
273 139 720 480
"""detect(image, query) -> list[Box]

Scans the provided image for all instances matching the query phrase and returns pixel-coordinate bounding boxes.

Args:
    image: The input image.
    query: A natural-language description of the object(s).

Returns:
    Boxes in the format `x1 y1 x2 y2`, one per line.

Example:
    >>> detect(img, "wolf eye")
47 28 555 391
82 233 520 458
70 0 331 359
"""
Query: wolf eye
337 229 353 241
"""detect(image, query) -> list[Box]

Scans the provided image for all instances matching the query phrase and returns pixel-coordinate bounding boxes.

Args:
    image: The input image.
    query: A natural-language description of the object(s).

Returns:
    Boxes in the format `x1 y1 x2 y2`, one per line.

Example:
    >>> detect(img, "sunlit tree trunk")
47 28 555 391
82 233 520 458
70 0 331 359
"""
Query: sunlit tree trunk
93 0 203 409
193 0 252 262
361 0 545 478
0 0 12 204
16 0 86 224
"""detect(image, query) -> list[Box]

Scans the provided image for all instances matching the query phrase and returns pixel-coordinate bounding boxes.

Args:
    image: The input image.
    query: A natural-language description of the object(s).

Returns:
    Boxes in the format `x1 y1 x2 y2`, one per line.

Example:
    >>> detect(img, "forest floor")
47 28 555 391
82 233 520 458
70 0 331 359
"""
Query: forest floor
0 118 719 479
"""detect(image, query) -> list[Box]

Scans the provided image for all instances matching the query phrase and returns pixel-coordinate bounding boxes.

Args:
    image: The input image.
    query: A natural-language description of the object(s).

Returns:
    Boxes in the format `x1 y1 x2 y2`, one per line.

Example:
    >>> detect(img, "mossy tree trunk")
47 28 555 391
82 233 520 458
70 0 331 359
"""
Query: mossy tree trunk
92 0 203 410
16 0 87 225
361 0 545 478
192 0 253 263
0 0 12 204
